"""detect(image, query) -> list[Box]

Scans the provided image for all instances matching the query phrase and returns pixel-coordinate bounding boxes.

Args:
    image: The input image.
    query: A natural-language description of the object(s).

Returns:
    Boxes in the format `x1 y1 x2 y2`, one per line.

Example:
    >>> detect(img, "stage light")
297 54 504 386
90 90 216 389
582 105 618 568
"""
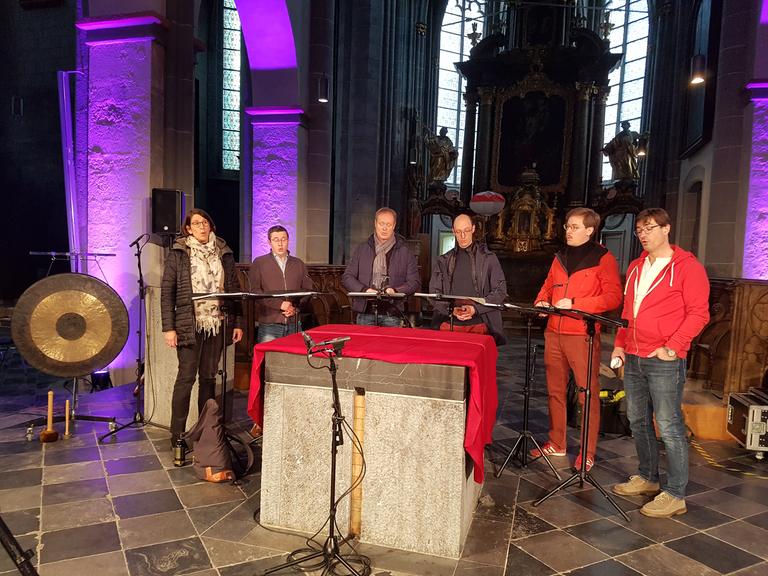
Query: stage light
91 369 112 392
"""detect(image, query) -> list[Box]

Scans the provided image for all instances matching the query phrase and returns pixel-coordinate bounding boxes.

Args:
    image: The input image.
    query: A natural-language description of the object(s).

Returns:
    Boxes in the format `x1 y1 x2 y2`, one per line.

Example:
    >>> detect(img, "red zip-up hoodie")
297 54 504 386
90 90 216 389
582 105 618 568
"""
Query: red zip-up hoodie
534 242 623 335
614 245 709 359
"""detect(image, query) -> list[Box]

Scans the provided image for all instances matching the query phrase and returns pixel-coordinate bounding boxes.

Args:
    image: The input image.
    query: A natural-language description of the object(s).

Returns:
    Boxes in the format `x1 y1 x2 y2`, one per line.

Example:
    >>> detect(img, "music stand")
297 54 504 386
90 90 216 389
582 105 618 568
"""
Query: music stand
494 303 562 480
532 307 630 522
347 291 406 326
265 334 370 576
191 291 318 477
414 293 489 331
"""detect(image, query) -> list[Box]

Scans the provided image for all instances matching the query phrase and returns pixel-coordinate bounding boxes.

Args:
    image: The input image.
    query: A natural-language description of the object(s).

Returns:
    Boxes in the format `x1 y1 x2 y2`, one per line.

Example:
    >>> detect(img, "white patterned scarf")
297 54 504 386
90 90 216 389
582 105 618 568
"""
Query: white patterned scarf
187 231 224 336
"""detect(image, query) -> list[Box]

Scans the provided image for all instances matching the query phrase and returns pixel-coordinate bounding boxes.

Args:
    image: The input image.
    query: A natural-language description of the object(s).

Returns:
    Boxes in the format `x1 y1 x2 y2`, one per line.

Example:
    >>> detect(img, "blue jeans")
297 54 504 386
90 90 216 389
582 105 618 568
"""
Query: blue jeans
257 321 300 343
356 313 402 327
624 353 689 499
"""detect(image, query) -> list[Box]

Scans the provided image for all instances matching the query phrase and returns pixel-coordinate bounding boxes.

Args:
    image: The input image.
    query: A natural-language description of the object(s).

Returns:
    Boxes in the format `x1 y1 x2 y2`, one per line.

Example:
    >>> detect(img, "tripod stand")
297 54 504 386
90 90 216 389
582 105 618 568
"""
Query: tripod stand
0 513 38 576
266 335 370 576
495 304 561 480
100 234 149 442
533 308 630 522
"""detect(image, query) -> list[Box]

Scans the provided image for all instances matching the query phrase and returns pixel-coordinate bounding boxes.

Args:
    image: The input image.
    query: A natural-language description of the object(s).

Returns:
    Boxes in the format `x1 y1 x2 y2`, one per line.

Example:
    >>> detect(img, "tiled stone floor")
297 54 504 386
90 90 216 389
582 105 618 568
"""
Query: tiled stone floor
1 330 767 575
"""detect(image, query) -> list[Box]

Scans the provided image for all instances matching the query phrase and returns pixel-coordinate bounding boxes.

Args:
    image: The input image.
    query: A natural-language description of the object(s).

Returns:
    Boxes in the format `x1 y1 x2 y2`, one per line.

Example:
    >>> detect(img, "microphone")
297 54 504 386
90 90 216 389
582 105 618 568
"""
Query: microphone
301 331 316 351
129 233 148 248
315 336 351 348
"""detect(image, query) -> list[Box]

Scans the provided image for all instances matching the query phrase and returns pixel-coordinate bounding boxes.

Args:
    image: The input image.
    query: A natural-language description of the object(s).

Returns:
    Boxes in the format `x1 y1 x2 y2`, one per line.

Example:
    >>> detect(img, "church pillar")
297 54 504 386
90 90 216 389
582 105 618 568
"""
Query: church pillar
76 13 167 383
587 86 609 203
460 92 478 203
567 82 594 207
743 83 768 279
473 87 494 193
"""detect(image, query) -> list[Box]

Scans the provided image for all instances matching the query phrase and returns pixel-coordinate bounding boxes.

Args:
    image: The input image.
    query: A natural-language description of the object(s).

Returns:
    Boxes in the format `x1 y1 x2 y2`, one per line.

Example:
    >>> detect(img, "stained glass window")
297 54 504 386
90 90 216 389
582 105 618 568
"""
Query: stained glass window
602 0 649 182
222 0 241 171
436 1 485 186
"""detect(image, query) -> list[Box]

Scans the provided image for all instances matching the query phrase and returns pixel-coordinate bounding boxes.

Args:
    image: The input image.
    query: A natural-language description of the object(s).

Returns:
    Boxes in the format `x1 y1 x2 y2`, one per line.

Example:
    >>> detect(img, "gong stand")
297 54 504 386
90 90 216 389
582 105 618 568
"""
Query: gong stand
100 234 149 443
12 273 128 438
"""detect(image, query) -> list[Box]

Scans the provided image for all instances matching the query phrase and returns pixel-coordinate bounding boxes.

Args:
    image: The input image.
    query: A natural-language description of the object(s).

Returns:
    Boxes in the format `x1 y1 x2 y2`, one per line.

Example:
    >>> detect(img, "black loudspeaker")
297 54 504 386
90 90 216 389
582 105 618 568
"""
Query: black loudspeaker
151 188 183 235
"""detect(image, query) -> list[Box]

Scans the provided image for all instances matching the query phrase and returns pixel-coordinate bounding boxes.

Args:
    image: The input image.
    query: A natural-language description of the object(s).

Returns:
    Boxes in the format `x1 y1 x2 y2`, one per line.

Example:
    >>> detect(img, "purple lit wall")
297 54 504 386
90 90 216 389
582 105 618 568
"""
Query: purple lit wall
744 86 768 280
250 119 300 256
85 37 156 381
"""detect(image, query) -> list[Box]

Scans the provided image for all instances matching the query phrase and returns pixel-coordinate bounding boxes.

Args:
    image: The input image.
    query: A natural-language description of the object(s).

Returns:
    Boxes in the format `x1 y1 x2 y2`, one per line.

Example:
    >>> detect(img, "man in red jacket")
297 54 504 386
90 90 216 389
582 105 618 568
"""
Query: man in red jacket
533 208 623 471
611 208 709 518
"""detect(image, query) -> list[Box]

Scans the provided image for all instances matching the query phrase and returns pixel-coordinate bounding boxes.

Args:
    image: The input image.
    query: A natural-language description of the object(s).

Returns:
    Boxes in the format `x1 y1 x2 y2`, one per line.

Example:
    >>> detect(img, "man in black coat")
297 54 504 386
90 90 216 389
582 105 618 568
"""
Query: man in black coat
429 213 508 344
342 207 420 326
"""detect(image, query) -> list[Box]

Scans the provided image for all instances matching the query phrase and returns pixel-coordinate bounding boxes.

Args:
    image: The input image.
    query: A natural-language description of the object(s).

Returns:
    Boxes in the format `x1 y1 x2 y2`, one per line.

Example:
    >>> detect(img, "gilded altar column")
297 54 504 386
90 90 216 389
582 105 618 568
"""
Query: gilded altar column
566 82 596 207
473 87 494 193
460 91 478 204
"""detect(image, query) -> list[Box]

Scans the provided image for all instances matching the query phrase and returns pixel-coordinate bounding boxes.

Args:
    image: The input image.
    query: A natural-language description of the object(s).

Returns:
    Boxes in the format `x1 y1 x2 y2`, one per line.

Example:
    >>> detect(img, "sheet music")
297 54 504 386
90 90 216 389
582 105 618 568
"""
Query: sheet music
347 291 406 298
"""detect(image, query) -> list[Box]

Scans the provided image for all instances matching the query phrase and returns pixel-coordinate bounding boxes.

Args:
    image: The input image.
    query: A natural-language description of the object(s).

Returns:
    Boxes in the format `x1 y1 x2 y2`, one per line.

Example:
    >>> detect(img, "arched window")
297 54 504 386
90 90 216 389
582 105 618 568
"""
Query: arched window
221 0 242 171
436 1 485 187
602 0 649 182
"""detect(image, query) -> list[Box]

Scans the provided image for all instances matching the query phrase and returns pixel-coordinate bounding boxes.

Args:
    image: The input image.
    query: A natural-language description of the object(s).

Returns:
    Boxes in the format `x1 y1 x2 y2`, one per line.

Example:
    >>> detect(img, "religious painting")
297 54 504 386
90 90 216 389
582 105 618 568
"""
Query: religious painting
494 91 568 192
521 5 562 47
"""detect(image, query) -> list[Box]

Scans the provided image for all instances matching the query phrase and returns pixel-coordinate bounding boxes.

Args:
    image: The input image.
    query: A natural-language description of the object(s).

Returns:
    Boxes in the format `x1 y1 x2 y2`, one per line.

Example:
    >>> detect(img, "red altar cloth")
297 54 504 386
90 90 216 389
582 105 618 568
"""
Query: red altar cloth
248 324 498 482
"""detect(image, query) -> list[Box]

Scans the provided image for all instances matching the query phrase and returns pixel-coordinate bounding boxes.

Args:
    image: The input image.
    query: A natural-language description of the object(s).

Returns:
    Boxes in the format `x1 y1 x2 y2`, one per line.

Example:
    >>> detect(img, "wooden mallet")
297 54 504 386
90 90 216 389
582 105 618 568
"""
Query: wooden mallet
39 390 59 443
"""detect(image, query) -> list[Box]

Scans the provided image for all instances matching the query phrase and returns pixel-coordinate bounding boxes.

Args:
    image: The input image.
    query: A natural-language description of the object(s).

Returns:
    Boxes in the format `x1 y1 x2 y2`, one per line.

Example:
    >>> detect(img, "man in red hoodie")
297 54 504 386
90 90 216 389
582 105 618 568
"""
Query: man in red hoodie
533 207 623 472
611 208 709 518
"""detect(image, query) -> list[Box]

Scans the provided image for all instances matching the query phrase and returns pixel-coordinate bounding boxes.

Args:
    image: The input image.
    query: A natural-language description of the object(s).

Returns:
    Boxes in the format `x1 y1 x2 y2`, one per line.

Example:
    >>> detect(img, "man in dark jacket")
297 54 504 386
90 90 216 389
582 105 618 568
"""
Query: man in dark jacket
342 207 420 326
429 213 508 344
249 225 315 343
161 209 242 447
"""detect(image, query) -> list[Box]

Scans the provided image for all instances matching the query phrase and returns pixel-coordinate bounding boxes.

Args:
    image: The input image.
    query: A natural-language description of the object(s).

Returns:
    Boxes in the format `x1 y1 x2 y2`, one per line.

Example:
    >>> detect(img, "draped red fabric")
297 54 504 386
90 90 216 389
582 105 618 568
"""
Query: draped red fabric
248 324 498 483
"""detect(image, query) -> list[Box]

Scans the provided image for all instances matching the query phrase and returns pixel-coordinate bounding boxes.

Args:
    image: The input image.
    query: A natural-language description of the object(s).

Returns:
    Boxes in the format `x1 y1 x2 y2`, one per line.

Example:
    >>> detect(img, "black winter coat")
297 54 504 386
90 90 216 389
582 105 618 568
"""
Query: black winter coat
161 236 242 347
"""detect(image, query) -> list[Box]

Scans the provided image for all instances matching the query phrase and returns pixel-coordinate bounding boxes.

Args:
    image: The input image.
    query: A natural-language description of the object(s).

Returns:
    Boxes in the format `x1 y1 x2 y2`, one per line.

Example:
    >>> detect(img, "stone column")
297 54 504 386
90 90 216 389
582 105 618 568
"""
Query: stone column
76 14 167 384
473 87 494 193
743 83 768 279
587 86 609 203
460 91 478 203
566 82 594 207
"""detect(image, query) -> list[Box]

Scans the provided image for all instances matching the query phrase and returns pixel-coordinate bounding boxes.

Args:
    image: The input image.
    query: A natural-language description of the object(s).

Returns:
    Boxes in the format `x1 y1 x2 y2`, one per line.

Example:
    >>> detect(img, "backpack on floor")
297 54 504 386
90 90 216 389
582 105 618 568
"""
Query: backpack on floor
182 398 234 483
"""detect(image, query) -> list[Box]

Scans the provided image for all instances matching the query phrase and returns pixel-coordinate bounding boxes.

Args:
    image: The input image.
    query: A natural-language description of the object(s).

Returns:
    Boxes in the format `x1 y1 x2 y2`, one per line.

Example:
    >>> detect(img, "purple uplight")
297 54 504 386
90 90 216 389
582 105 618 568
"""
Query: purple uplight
744 99 768 279
235 0 296 70
76 13 165 31
246 107 303 116
762 0 768 24
251 122 299 257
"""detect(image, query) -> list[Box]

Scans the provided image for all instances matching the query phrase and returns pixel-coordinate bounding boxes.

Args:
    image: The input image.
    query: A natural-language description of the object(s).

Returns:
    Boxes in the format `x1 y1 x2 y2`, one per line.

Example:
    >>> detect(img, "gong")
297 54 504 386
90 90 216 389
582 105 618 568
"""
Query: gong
11 273 129 378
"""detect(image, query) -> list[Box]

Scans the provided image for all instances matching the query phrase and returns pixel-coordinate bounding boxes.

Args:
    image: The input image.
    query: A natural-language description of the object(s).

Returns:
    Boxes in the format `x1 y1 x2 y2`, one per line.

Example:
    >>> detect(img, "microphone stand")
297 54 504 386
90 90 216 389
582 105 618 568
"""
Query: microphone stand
266 336 370 576
347 291 406 327
533 307 630 522
494 303 561 481
99 235 148 442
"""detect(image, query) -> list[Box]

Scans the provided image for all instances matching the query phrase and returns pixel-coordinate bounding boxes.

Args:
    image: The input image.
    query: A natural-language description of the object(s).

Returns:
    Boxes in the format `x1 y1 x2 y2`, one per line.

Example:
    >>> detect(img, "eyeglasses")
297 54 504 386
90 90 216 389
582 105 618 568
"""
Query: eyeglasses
454 228 473 236
189 220 210 228
634 224 661 237
563 224 584 231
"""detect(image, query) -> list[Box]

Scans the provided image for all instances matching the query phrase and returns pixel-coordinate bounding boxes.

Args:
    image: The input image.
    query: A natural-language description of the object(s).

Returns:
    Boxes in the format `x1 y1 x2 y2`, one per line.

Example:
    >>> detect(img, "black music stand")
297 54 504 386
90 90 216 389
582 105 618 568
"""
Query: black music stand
494 303 562 480
191 291 318 477
265 334 370 576
414 292 490 331
532 307 630 522
347 291 406 326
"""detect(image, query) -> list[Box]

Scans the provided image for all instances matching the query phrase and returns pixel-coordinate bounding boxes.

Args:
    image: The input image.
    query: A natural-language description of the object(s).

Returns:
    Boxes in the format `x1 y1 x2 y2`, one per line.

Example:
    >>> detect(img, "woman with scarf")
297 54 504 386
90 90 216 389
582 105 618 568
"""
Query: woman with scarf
161 209 243 447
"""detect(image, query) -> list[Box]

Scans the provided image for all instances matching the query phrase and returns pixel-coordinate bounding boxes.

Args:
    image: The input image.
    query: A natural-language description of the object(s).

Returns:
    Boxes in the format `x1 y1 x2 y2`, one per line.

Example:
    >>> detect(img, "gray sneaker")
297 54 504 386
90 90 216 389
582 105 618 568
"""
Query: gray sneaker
640 491 687 518
612 475 660 496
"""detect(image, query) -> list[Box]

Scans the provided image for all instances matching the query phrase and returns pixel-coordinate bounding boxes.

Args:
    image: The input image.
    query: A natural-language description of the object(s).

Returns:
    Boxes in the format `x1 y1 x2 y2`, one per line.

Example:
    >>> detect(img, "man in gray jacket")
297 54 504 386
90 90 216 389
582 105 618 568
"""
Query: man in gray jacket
342 207 420 326
429 213 508 344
